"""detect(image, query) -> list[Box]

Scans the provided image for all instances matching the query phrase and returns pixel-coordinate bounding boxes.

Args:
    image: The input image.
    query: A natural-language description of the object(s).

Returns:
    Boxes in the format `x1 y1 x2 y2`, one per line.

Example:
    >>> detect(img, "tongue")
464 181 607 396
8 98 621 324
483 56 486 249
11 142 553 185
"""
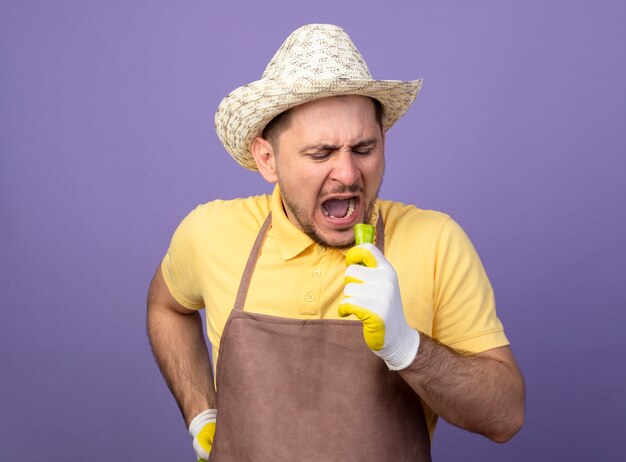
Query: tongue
324 199 350 218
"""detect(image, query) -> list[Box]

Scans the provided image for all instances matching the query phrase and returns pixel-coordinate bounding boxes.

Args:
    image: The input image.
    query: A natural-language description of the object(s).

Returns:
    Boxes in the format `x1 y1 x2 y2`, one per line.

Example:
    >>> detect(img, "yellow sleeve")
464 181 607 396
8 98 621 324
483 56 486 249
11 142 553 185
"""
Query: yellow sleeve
161 206 205 310
432 217 508 353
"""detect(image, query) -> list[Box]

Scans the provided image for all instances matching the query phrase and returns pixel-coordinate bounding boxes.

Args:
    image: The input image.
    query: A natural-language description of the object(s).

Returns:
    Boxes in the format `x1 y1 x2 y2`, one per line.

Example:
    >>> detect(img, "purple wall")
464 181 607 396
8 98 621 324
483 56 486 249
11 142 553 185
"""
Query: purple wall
1 1 625 460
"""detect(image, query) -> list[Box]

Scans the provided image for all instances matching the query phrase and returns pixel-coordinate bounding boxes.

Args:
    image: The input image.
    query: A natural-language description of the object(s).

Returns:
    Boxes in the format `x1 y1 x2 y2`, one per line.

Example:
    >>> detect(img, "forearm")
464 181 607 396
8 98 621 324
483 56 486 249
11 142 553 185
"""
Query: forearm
147 303 216 426
399 334 525 442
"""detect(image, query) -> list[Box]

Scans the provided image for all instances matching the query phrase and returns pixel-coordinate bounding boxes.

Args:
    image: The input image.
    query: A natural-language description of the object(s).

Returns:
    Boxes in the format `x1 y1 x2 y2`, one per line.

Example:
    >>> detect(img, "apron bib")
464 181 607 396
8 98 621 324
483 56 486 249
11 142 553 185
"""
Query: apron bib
210 214 431 461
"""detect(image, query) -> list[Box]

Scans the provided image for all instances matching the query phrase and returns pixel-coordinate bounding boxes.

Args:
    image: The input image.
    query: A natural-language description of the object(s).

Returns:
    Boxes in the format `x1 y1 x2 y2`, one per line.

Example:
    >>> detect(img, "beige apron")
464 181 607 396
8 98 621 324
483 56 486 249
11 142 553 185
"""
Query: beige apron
210 214 431 461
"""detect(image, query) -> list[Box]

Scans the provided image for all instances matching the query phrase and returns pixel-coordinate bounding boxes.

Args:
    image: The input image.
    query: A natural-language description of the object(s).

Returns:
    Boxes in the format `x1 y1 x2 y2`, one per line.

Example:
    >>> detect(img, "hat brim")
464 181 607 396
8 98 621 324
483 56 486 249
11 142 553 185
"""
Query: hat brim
215 78 423 171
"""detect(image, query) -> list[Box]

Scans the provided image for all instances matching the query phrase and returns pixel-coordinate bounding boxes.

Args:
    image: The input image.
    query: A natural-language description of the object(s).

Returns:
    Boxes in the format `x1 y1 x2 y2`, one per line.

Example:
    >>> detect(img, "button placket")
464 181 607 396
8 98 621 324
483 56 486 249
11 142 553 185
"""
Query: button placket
298 248 329 316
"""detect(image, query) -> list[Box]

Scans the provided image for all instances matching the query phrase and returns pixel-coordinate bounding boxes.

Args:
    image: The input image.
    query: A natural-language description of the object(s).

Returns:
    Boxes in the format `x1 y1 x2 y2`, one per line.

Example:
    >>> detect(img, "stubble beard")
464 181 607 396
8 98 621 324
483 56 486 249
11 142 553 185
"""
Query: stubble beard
279 182 380 250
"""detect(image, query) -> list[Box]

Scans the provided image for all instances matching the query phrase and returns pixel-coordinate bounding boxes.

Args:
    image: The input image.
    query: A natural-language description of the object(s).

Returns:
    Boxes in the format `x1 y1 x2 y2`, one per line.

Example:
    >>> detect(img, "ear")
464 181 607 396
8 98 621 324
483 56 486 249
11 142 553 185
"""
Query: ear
251 136 278 183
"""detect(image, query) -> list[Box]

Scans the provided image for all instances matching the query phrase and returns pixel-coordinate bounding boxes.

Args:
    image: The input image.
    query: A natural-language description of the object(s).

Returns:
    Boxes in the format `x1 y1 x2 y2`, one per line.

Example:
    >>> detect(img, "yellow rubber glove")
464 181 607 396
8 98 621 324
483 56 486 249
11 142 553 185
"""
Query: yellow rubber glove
339 243 420 370
188 409 217 461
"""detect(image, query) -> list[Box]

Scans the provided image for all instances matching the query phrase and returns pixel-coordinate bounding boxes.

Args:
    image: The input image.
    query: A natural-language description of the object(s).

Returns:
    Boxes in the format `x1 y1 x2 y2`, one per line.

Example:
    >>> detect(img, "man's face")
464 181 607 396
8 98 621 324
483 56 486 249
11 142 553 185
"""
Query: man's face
256 95 385 248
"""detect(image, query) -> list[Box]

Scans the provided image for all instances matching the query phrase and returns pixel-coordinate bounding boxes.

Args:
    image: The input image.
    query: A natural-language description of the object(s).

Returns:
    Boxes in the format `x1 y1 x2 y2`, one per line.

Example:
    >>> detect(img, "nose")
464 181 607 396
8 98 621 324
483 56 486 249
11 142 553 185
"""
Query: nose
330 151 361 186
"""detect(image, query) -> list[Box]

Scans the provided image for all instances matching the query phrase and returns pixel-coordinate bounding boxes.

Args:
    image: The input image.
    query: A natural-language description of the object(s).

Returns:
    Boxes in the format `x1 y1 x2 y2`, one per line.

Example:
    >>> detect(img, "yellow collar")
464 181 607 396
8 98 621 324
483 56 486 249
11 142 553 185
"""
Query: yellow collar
268 185 315 260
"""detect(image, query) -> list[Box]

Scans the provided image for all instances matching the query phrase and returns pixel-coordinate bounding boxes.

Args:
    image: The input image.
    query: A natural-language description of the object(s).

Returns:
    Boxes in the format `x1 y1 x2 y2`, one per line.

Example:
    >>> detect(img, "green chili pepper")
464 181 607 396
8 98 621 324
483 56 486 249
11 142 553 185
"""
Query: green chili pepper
354 223 375 245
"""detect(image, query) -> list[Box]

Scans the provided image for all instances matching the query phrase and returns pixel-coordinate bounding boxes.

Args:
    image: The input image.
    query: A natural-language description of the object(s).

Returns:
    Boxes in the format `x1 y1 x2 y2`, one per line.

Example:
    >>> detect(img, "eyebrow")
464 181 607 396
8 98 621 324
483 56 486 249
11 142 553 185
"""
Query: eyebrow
299 138 378 154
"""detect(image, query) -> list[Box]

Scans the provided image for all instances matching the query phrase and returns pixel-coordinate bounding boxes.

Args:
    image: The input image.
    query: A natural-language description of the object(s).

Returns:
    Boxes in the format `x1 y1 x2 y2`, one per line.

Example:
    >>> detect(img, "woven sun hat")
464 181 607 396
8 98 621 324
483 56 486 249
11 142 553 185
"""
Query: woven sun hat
215 23 423 171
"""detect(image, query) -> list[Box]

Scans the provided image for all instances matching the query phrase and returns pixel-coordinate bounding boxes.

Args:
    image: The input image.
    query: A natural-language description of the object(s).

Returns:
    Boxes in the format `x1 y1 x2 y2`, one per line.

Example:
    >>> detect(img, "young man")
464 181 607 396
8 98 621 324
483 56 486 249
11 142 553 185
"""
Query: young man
147 24 524 461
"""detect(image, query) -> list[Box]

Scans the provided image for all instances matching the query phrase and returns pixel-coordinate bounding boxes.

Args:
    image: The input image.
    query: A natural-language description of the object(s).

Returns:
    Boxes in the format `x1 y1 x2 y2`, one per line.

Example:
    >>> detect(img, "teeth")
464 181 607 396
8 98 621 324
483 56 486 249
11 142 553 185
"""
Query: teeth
321 197 356 219
346 197 355 217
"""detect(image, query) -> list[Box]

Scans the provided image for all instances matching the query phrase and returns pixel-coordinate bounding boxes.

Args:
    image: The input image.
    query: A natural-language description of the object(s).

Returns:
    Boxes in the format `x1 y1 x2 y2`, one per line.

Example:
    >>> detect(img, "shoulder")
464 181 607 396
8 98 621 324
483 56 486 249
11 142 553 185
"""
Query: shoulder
378 199 479 267
187 194 271 227
180 194 271 244
378 199 452 242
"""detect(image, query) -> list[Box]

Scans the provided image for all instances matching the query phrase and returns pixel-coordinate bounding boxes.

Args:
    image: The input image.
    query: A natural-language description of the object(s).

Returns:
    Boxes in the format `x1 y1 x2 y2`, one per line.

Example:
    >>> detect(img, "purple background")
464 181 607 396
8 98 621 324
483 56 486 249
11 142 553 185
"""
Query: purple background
1 1 625 460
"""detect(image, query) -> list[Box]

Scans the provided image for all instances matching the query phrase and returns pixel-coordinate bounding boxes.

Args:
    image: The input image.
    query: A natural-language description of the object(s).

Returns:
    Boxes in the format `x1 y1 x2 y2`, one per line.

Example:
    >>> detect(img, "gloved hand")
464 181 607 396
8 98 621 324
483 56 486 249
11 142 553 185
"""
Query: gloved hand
338 243 420 370
188 409 217 462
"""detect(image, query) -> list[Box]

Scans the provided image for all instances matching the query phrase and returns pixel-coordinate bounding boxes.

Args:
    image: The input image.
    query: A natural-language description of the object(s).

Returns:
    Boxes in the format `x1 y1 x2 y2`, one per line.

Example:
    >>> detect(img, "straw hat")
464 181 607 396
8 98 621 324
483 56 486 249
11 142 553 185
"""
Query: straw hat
215 24 422 171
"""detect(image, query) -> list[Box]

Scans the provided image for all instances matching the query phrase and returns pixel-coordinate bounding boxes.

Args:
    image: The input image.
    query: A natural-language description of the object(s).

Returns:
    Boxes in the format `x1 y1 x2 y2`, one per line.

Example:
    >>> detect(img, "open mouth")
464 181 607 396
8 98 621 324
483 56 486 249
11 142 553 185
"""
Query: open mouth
321 196 358 219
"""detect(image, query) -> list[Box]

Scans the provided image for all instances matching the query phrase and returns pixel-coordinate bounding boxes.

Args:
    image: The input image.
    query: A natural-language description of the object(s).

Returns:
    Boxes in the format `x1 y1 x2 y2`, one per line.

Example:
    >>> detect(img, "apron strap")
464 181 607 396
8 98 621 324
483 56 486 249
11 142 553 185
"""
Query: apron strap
233 213 273 312
375 211 385 254
233 212 385 312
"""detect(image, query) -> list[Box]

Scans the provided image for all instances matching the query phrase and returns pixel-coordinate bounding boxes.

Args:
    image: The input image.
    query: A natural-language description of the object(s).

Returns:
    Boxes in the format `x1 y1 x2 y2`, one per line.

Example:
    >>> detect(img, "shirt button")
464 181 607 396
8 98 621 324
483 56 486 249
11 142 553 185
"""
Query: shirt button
312 269 321 277
305 292 315 302
317 246 326 254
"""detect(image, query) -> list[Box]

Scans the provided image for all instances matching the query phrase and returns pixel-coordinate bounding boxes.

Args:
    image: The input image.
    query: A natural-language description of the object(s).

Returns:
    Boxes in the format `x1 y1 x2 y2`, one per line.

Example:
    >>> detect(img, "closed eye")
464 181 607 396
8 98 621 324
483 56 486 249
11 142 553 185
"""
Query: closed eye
307 151 333 161
352 148 373 156
351 139 377 156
